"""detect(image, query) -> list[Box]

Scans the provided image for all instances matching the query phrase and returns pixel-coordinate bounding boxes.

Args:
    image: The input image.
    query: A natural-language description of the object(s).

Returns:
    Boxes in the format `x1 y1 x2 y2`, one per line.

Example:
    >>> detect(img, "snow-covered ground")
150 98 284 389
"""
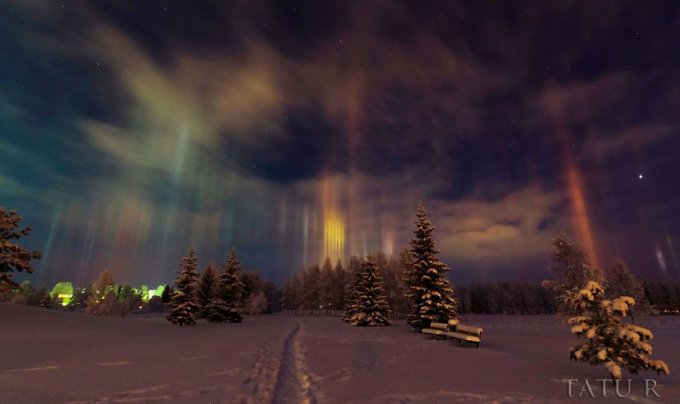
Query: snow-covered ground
1 303 678 403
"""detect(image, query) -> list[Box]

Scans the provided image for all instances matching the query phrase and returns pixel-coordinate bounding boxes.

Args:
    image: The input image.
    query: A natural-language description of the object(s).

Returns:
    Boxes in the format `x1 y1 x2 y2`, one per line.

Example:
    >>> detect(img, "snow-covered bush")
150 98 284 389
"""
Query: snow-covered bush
568 281 670 379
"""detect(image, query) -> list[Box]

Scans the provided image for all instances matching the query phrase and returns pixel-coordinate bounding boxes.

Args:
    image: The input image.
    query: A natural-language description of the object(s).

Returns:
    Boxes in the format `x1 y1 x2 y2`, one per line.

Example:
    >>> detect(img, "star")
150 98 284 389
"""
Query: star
638 174 644 180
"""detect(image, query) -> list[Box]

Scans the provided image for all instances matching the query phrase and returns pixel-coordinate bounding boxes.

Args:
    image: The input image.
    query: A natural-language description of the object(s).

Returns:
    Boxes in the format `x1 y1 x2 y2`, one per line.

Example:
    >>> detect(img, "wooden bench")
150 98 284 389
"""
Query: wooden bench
421 322 448 340
456 324 483 338
421 319 483 348
447 323 483 347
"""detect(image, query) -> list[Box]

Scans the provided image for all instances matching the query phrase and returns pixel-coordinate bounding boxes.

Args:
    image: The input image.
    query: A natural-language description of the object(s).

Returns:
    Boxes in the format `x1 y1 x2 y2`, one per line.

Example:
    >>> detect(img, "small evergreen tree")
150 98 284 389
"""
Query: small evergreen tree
67 287 90 311
406 203 457 329
350 256 391 327
40 292 52 308
197 265 219 317
86 270 118 315
543 234 603 318
161 284 172 303
0 207 42 288
166 248 200 326
204 247 245 323
568 281 670 379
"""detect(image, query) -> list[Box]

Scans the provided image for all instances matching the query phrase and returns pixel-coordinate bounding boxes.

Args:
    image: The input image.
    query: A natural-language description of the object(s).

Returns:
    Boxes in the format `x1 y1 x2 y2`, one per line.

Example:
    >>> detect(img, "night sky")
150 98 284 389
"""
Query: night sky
2 1 680 287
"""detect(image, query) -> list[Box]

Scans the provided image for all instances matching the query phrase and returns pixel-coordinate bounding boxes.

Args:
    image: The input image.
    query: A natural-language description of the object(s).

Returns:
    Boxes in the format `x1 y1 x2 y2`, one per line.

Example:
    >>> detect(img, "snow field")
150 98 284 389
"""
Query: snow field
1 303 678 403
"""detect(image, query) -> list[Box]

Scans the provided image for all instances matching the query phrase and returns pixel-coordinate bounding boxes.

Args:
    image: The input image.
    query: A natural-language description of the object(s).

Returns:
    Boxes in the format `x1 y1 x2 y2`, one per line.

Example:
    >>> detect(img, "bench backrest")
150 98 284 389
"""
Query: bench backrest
457 324 483 337
429 322 448 330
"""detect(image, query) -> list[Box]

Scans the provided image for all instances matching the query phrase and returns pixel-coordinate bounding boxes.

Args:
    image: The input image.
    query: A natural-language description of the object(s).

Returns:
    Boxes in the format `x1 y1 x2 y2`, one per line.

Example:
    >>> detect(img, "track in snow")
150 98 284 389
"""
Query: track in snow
272 319 316 404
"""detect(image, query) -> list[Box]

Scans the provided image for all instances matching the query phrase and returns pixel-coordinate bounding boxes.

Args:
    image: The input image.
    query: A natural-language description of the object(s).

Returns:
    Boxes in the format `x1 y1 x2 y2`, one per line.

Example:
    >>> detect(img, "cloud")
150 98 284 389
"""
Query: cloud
433 185 567 265
582 125 676 162
77 26 292 177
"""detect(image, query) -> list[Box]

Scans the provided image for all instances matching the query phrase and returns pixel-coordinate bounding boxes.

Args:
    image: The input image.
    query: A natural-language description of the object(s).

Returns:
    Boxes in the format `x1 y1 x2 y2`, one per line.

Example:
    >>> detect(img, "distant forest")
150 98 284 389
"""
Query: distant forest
3 265 680 317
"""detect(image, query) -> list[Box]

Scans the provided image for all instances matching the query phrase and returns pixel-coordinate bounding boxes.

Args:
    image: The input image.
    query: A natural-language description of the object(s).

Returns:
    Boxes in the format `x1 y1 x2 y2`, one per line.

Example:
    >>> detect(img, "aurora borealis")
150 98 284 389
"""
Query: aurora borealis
1 1 679 287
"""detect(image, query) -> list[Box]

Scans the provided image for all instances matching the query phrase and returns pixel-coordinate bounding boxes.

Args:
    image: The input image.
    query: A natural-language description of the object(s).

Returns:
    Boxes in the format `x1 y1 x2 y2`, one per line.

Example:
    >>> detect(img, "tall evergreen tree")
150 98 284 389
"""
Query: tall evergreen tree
0 207 42 289
569 281 670 379
406 203 457 330
350 256 391 327
320 257 335 314
302 264 322 313
343 256 363 322
606 260 653 317
399 248 416 313
197 265 219 317
204 247 245 323
332 260 347 311
378 252 408 319
166 248 200 326
543 234 603 317
280 274 303 314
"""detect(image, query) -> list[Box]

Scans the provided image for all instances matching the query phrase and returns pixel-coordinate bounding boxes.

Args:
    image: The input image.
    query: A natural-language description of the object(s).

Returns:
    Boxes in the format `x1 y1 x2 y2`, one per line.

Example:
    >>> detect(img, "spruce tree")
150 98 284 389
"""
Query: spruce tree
607 260 653 317
166 248 200 326
86 270 117 315
406 203 457 330
302 264 322 314
332 260 347 311
0 207 42 288
320 257 335 314
543 234 603 318
569 281 670 379
350 256 391 327
204 247 245 323
197 265 218 317
161 284 172 303
343 256 362 322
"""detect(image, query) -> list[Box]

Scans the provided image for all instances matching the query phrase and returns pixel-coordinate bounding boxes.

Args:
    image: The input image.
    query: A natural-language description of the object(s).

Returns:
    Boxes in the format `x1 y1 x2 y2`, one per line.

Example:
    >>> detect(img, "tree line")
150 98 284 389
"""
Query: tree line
2 205 680 320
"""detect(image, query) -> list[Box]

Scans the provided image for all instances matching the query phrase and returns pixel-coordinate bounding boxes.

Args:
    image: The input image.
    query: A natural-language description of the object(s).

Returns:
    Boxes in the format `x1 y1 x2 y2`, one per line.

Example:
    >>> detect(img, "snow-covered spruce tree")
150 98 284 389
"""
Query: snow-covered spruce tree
204 247 245 323
343 256 363 322
351 256 391 327
569 281 670 379
607 260 653 317
197 265 218 318
543 233 603 318
406 203 457 330
0 207 42 289
166 248 201 326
